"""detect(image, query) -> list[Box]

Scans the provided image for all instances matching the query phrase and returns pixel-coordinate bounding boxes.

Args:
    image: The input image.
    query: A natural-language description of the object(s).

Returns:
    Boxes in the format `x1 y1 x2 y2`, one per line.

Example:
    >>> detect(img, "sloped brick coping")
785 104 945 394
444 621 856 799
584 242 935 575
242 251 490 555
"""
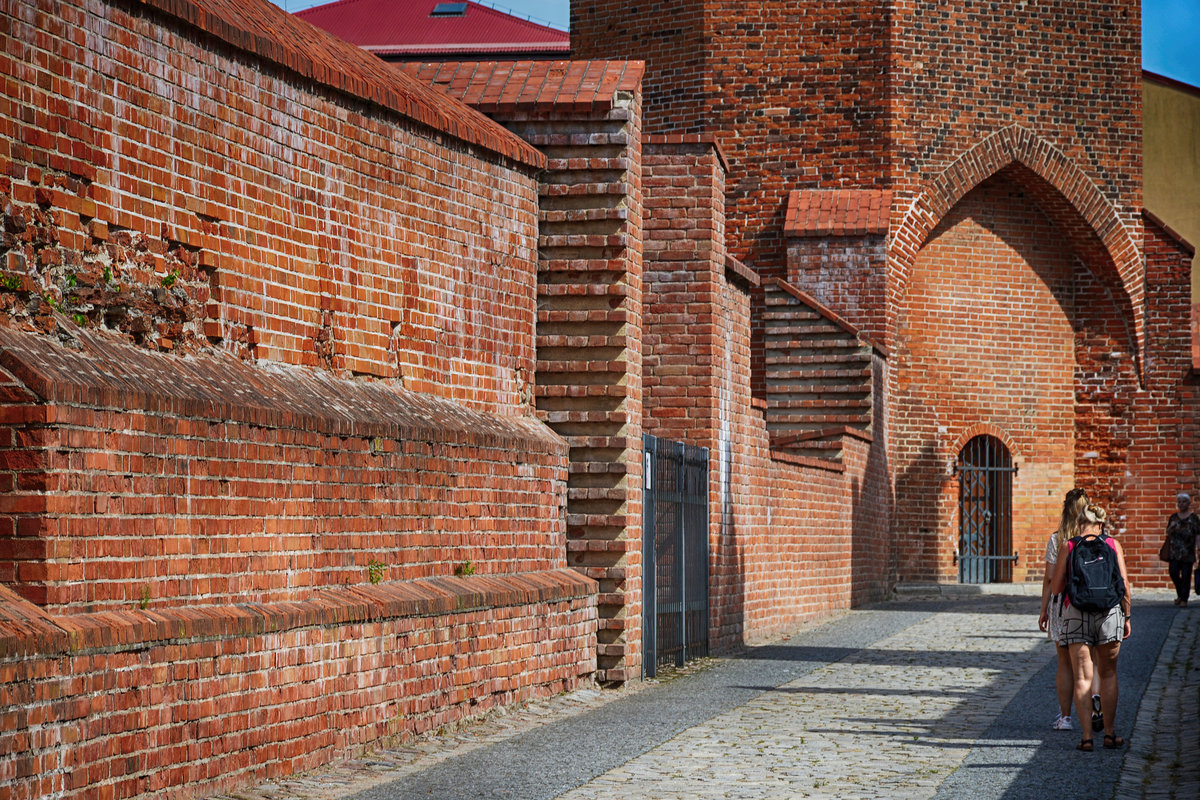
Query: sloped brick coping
0 571 596 799
0 569 594 658
772 278 889 358
134 0 544 169
0 324 562 450
1144 209 1196 257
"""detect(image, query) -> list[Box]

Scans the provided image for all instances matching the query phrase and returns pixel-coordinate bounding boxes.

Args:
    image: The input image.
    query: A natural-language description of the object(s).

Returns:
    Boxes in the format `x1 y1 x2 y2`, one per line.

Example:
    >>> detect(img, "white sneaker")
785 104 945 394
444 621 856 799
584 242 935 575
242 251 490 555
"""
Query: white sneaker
1052 713 1073 731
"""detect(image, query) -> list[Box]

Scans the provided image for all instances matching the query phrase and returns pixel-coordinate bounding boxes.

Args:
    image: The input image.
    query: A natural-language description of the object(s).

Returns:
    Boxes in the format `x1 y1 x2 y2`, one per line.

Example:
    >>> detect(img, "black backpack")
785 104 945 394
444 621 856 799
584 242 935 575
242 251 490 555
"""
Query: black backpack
1066 533 1125 612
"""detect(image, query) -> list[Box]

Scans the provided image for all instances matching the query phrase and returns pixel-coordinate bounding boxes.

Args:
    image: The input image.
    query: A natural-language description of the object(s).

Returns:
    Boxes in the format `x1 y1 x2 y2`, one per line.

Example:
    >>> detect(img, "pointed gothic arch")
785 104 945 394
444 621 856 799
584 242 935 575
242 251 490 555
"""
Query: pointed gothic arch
887 125 1144 382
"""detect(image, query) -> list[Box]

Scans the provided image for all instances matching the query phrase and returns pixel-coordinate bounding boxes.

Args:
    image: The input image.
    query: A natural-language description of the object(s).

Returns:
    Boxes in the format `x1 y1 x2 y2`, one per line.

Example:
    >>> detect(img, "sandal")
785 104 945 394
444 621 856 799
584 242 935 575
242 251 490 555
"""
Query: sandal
1103 734 1125 749
1077 739 1094 751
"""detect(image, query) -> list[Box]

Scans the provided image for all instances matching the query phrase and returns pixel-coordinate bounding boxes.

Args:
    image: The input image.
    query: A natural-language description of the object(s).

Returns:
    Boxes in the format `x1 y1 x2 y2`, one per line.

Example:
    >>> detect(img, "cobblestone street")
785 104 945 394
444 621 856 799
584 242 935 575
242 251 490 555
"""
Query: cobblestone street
210 588 1197 800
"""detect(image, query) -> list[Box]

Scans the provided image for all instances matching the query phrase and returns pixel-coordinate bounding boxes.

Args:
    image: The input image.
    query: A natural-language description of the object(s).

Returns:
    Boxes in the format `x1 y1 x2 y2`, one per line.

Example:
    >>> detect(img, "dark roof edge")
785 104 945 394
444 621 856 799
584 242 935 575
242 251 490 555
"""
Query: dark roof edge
1144 70 1200 97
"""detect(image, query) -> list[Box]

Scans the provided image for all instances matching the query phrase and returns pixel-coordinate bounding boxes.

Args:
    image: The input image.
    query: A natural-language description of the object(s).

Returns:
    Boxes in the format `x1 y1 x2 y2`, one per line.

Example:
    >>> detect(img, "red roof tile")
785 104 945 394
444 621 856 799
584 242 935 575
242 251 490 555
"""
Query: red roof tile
297 0 569 59
784 190 893 237
138 0 544 169
399 60 644 113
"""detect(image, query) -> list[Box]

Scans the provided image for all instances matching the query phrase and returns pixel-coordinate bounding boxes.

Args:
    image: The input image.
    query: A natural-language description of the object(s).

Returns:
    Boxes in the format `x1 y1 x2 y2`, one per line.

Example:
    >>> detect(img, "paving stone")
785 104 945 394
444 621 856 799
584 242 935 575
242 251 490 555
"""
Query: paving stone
208 590 1194 800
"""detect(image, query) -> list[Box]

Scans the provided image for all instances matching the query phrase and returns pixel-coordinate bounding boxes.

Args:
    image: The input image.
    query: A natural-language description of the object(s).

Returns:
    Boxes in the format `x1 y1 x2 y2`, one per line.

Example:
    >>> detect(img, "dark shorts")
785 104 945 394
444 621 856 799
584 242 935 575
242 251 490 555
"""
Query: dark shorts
1060 602 1125 647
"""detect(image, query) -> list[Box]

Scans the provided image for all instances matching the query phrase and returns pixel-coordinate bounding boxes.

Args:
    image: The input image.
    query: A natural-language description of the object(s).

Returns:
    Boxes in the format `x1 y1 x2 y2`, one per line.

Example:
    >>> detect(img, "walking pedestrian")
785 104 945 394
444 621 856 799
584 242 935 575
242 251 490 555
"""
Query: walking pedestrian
1164 492 1200 606
1051 503 1132 752
1039 487 1094 731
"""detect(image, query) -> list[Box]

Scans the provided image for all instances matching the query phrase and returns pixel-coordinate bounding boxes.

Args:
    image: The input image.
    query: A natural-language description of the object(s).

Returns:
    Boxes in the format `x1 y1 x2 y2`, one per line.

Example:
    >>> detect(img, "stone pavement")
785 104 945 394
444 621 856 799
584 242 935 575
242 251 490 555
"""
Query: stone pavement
211 588 1197 800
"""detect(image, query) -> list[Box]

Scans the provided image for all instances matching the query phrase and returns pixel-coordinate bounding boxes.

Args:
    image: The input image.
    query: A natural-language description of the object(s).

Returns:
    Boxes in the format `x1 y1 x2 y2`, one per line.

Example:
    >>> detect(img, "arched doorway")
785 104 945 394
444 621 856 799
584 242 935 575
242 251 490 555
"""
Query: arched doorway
957 435 1017 583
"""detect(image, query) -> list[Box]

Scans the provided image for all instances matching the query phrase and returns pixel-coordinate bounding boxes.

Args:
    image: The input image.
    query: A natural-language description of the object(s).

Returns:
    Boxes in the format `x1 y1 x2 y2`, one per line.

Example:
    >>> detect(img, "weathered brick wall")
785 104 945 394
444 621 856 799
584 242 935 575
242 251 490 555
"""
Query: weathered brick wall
399 60 647 683
2 0 542 414
570 0 706 133
0 573 596 800
0 4 596 796
0 326 568 611
890 1 1142 225
1118 215 1199 586
0 0 574 612
787 235 888 346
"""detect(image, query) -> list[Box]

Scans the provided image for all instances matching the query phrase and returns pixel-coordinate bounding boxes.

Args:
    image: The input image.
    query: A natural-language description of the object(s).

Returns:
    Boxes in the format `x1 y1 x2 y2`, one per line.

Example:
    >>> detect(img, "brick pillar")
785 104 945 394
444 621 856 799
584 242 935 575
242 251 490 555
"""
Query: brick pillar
400 61 648 683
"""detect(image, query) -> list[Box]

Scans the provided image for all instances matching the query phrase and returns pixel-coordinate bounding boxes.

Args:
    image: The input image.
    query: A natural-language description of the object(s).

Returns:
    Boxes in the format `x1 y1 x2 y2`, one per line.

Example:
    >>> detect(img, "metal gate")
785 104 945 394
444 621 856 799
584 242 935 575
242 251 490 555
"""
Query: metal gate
957 434 1017 583
642 434 709 678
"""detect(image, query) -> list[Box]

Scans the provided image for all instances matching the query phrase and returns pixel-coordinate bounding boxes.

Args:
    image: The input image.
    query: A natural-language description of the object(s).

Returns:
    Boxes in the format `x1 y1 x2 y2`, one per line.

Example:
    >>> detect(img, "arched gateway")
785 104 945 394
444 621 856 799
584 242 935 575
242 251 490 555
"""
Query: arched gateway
956 435 1017 584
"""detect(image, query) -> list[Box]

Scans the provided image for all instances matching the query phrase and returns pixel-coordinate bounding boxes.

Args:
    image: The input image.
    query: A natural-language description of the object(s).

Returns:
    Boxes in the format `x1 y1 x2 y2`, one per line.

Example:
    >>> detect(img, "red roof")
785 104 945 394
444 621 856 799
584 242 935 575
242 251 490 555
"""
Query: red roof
296 0 570 59
398 61 644 113
784 190 893 237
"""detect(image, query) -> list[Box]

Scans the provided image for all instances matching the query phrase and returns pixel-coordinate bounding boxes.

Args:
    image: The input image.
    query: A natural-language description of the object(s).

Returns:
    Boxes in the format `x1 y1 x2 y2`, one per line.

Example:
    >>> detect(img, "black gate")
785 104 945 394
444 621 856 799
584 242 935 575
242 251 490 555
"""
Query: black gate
957 434 1017 583
642 434 709 678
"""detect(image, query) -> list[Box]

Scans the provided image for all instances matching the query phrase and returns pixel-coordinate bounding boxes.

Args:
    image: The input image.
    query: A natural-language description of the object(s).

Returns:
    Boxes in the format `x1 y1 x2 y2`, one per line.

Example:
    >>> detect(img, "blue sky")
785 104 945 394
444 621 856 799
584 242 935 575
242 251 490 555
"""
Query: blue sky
274 1 1199 88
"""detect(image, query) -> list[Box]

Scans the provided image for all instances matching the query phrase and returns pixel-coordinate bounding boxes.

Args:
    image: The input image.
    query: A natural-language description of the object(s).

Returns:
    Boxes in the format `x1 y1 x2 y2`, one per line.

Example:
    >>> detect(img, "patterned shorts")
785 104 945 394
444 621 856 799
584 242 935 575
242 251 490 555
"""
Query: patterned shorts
1048 594 1066 645
1060 602 1125 647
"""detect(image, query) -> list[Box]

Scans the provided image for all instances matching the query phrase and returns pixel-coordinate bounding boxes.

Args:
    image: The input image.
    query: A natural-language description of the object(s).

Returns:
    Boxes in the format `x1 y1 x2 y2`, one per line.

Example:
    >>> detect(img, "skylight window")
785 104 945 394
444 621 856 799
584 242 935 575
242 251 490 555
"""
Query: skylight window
431 2 467 16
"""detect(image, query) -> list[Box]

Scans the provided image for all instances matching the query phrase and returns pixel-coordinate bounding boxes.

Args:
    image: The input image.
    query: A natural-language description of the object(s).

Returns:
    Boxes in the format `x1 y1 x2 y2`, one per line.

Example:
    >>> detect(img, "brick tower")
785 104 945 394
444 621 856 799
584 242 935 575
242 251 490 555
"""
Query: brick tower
574 1 1193 587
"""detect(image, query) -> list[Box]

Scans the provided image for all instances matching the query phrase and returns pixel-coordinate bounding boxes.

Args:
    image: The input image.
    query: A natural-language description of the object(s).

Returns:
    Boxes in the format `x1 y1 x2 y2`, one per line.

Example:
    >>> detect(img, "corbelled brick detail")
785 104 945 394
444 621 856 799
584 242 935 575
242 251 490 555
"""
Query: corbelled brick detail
403 60 647 683
761 279 877 463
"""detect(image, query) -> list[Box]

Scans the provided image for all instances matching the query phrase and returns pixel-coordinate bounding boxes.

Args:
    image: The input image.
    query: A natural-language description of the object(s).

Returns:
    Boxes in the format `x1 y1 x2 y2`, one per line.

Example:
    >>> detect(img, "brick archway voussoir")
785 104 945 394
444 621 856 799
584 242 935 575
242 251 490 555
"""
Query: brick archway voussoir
950 422 1020 463
889 125 1145 383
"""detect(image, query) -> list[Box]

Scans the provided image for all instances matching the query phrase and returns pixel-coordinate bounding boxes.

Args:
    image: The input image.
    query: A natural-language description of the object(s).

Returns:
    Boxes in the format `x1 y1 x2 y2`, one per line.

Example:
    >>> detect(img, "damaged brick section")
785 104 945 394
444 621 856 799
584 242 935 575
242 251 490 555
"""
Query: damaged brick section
2 176 218 356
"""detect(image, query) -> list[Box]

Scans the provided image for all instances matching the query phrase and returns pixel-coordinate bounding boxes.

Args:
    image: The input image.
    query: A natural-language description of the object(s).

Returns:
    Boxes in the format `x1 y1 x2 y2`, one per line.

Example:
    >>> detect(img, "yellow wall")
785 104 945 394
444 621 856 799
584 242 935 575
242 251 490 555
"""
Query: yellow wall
1144 74 1200 300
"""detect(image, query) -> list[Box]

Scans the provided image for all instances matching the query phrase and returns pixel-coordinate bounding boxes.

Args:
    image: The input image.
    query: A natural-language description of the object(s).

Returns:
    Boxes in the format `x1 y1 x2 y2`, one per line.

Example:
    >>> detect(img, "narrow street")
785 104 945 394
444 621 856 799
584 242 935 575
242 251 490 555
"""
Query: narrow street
212 588 1198 800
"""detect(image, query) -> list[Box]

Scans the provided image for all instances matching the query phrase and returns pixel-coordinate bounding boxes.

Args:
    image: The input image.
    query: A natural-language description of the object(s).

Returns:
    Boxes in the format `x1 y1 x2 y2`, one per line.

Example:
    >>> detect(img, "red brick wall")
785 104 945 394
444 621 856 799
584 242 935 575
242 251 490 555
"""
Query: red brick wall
0 0 574 614
398 60 648 683
0 572 596 800
890 1 1142 223
893 175 1078 583
641 141 891 648
0 4 595 795
2 0 541 416
1119 216 1199 587
787 235 889 347
0 327 569 611
570 1 707 133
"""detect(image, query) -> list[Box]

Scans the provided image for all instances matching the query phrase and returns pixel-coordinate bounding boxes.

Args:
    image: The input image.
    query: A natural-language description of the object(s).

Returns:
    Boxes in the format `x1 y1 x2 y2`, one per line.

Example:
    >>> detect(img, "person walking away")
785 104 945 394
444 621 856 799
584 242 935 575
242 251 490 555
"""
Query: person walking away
1051 504 1132 752
1165 492 1200 606
1039 488 1095 731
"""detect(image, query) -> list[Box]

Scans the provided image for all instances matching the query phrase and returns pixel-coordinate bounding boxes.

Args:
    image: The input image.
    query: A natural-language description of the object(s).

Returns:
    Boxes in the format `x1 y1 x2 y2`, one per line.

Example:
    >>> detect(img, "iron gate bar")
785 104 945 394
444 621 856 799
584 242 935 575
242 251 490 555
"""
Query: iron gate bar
957 435 1017 584
642 434 709 678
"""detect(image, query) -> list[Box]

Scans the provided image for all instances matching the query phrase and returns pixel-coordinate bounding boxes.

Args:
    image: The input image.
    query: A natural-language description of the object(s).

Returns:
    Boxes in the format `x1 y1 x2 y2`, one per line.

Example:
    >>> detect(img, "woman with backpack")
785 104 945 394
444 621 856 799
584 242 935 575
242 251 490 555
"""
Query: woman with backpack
1050 503 1132 752
1038 488 1098 732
